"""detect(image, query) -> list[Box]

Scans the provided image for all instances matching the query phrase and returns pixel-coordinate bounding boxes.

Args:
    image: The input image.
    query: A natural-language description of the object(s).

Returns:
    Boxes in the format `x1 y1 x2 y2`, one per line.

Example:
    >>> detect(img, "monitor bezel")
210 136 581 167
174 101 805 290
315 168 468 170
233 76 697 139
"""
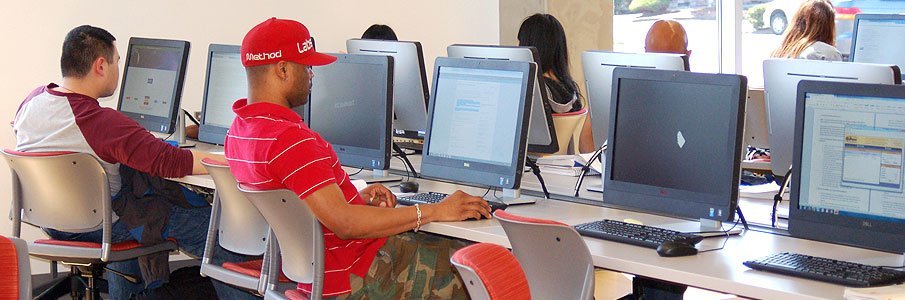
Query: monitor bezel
790 80 905 253
116 37 190 135
347 38 430 140
421 57 535 190
199 43 241 146
446 44 559 154
850 13 905 63
307 53 394 171
603 68 746 222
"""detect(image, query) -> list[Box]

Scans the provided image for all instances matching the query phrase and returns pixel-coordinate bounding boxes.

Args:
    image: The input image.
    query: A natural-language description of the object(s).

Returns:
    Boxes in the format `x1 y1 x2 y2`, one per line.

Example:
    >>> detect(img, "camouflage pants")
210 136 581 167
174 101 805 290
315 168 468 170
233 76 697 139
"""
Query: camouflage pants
330 231 472 300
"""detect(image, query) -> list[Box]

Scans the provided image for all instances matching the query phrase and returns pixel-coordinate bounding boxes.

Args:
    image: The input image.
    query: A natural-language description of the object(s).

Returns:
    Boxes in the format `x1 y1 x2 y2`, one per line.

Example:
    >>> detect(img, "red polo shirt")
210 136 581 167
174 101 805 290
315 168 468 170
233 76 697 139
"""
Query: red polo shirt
224 99 386 297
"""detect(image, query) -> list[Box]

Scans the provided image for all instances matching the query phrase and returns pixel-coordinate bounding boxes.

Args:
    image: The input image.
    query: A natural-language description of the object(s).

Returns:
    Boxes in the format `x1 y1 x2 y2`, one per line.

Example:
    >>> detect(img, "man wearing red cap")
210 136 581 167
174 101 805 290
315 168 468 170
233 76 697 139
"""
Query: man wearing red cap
225 18 489 298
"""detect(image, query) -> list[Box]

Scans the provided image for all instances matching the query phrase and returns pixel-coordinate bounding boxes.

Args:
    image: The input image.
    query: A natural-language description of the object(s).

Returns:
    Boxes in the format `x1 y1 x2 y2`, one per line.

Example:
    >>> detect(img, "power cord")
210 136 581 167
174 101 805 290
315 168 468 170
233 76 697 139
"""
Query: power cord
772 168 793 228
694 217 742 254
574 143 607 197
393 156 411 181
183 109 200 126
524 157 550 199
393 143 419 178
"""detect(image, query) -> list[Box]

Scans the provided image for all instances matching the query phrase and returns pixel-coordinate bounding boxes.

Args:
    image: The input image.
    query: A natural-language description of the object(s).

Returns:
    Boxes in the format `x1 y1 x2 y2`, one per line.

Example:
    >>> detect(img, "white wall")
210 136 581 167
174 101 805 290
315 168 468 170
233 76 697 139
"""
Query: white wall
0 0 501 274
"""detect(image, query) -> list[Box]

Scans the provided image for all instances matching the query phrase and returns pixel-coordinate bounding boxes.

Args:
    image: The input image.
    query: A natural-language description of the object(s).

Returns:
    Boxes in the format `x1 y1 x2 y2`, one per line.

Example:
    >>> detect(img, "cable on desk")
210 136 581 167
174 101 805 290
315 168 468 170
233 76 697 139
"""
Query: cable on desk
525 157 550 199
349 168 364 176
393 143 419 178
696 217 742 254
482 187 492 198
772 167 793 228
574 143 607 197
183 109 200 126
393 156 411 181
880 265 905 270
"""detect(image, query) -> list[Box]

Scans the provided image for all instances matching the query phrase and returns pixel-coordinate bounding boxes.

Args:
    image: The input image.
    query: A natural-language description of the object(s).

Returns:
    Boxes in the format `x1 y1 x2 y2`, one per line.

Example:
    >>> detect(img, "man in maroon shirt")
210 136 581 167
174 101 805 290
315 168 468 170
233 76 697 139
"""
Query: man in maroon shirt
14 25 256 299
225 18 492 298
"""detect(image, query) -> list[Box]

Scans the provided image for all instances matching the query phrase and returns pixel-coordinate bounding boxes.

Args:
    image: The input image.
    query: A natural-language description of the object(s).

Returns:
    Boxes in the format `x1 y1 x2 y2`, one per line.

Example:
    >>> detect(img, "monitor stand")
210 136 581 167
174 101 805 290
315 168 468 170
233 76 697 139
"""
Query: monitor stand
487 188 538 205
661 218 743 238
351 169 402 184
166 111 195 148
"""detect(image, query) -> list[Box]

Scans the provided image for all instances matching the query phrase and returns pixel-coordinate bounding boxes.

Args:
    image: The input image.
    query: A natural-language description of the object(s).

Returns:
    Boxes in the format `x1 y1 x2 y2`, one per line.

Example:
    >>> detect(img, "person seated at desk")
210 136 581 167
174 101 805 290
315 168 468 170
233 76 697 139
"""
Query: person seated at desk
12 25 255 299
362 24 398 40
518 13 596 154
225 18 491 299
771 0 841 61
645 19 692 59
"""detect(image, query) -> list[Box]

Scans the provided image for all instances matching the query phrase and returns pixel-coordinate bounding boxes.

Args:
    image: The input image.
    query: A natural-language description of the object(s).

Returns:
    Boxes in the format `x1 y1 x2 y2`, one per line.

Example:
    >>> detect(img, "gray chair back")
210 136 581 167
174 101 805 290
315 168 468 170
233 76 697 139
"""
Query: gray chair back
238 185 324 299
203 160 269 255
2 150 109 234
496 211 595 300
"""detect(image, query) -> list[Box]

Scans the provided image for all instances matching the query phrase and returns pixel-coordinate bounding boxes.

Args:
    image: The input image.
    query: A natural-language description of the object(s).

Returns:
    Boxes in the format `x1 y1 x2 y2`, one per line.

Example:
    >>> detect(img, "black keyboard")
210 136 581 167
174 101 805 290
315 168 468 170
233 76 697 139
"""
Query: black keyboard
744 252 905 287
574 219 704 249
397 192 508 213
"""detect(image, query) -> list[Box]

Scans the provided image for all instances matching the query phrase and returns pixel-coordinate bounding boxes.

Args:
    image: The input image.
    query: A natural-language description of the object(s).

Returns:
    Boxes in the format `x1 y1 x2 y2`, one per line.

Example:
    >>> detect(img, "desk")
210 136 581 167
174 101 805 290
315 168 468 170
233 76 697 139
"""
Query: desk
177 144 886 299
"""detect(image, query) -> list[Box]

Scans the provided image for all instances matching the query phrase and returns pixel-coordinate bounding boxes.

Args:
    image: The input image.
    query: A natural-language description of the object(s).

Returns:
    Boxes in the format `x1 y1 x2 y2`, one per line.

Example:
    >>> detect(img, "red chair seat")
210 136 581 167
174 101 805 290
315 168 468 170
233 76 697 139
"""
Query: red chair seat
453 243 531 300
285 289 310 300
34 237 177 251
222 259 290 282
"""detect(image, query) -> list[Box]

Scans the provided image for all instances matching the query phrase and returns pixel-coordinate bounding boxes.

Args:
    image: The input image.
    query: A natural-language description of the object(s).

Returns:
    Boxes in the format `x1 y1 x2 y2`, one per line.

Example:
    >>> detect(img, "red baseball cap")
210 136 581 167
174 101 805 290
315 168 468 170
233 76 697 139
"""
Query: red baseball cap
241 18 336 67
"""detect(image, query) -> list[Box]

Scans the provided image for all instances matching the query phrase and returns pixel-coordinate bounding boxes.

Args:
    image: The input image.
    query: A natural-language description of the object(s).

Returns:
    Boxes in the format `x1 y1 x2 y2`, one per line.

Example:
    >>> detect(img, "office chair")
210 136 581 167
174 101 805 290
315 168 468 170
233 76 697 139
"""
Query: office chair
1 150 178 299
450 243 530 300
495 210 595 300
552 108 589 155
0 235 32 300
200 159 289 295
237 185 325 300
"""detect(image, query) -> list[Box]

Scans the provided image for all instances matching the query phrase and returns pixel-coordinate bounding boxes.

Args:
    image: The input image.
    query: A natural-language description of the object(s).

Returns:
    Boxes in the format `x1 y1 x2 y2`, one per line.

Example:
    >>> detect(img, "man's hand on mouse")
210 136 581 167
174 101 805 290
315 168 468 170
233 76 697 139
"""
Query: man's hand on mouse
360 184 397 208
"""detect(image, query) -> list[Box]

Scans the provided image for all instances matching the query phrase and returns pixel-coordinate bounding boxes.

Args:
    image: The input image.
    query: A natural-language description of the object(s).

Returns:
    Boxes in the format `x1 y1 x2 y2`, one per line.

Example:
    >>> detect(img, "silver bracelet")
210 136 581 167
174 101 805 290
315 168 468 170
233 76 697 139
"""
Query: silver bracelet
414 204 422 232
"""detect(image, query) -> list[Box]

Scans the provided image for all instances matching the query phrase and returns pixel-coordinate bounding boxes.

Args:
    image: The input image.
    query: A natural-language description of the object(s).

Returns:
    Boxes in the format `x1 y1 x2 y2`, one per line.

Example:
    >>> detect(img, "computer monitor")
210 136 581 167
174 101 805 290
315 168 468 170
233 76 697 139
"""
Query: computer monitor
347 39 429 142
851 14 905 69
581 51 688 148
604 68 746 228
446 44 558 154
421 57 536 204
117 37 190 144
306 53 399 183
763 59 901 178
790 80 905 253
199 44 246 145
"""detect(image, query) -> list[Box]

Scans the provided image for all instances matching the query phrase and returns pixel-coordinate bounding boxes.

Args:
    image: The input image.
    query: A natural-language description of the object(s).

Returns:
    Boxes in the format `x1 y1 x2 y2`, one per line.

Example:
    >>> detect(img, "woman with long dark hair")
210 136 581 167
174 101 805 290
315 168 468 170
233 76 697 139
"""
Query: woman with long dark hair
518 14 595 153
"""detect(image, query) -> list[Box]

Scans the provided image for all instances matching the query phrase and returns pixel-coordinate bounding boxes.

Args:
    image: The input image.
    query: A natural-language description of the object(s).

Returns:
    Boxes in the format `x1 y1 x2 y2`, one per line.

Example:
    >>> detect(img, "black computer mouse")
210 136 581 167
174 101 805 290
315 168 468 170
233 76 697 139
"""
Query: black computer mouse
399 181 419 193
656 241 699 257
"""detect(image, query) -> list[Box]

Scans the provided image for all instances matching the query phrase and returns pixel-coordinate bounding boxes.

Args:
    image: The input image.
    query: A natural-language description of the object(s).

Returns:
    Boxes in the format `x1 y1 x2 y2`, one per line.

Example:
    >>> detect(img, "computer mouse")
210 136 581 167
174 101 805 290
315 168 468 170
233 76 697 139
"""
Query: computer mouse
399 181 419 193
464 201 508 221
656 241 699 257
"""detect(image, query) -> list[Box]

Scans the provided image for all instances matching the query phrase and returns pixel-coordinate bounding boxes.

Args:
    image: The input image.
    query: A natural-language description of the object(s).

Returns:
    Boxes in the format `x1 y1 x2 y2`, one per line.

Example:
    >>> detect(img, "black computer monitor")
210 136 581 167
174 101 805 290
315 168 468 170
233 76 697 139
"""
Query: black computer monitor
851 14 905 69
347 39 429 142
790 80 905 253
421 57 536 204
447 44 559 154
117 37 190 136
307 53 398 183
199 44 246 145
604 68 746 224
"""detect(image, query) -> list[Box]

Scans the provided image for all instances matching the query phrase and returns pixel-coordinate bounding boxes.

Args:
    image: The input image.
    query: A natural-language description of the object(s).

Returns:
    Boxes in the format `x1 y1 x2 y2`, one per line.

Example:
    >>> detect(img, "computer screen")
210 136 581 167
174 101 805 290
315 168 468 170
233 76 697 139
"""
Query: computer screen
421 57 535 189
790 80 905 253
117 37 190 134
763 59 900 177
581 51 688 147
604 68 746 222
851 14 905 69
347 39 429 139
307 53 393 170
199 44 246 145
447 44 558 154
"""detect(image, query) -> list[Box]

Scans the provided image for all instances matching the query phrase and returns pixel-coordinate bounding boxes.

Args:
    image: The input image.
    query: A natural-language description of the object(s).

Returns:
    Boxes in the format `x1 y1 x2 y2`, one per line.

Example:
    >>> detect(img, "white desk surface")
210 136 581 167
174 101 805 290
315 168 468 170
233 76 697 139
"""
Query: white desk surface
177 143 890 300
